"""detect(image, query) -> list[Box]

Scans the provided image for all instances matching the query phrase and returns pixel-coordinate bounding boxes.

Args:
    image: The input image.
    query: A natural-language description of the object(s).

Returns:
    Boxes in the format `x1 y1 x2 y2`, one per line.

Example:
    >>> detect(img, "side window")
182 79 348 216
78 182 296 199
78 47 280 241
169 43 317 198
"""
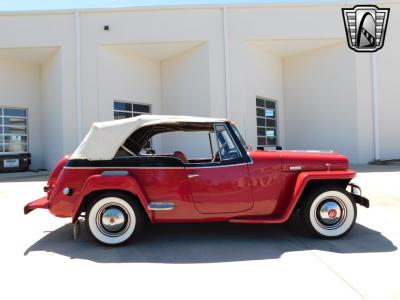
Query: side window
214 125 240 160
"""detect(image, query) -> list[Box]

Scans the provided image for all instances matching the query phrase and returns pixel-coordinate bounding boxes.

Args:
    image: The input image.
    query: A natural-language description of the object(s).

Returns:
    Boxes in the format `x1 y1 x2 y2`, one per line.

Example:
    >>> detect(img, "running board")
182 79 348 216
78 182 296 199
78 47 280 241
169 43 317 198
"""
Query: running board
228 217 285 224
148 202 176 211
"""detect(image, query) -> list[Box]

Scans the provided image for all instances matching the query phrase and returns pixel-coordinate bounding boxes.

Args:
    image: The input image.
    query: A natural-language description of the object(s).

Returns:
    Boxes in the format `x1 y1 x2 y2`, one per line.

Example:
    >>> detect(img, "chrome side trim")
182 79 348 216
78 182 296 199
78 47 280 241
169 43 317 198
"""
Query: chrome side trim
188 173 199 178
148 202 176 211
101 170 129 176
64 162 252 170
289 165 302 171
186 162 250 169
64 166 185 170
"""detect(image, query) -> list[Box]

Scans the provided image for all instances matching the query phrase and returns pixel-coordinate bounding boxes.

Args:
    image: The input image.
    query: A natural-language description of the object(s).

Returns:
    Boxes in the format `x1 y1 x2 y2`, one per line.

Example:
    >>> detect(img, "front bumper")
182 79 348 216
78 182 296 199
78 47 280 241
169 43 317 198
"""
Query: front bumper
24 197 49 215
348 183 370 208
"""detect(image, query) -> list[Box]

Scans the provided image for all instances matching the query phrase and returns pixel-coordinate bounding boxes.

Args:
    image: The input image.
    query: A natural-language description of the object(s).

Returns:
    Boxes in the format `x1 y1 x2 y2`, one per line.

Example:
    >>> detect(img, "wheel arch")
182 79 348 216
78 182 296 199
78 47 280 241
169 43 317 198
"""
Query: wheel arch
71 174 153 223
281 170 356 222
295 178 352 210
73 189 150 223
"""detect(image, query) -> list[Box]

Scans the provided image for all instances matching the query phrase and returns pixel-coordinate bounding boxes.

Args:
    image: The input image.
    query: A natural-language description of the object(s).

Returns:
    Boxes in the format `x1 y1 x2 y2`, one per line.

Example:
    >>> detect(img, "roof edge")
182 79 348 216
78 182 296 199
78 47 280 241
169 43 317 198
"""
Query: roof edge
0 1 397 16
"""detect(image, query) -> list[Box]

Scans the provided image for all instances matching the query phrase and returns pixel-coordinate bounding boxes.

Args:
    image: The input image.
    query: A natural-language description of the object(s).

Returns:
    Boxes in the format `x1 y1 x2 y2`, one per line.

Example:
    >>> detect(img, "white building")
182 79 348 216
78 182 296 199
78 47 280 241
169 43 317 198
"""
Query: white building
0 1 399 170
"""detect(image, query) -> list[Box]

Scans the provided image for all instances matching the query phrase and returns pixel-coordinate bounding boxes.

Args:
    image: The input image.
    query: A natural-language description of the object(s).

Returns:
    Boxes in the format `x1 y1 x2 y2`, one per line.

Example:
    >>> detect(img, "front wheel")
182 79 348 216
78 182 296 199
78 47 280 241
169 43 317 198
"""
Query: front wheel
300 186 357 238
85 192 144 246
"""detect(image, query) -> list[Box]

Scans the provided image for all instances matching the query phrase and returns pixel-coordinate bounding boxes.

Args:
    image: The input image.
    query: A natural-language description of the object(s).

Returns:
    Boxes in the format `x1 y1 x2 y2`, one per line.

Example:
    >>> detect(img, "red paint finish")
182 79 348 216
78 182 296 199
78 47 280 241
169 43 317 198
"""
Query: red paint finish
229 169 355 224
24 196 49 215
25 148 357 225
190 164 253 214
246 151 282 216
280 151 349 172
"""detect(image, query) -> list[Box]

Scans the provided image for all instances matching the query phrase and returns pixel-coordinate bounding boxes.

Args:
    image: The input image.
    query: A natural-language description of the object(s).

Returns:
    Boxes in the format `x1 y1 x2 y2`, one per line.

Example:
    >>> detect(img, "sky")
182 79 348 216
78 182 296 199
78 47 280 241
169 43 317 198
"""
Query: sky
0 0 341 12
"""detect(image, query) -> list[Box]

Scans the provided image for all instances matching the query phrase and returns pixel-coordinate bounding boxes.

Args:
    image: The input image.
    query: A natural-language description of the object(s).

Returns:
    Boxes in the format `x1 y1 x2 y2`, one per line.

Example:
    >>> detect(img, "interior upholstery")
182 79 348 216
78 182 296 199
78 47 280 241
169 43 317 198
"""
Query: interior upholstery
173 151 188 163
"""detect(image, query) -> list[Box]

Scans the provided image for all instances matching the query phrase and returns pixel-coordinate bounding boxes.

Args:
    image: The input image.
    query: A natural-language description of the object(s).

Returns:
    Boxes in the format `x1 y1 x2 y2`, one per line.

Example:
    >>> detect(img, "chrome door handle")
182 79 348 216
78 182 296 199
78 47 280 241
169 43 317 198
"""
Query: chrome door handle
188 174 199 178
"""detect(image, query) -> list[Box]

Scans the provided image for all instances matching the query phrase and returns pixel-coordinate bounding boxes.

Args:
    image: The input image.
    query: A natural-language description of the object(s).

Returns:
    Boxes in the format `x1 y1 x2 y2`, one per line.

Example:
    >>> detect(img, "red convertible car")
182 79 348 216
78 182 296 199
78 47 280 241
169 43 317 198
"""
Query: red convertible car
24 115 369 246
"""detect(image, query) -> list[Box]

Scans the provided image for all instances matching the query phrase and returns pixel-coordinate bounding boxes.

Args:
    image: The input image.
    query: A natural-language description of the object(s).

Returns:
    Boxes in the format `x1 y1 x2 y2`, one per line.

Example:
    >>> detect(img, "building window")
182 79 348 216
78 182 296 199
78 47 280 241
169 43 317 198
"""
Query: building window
113 101 151 119
113 100 151 148
0 107 28 153
256 98 277 147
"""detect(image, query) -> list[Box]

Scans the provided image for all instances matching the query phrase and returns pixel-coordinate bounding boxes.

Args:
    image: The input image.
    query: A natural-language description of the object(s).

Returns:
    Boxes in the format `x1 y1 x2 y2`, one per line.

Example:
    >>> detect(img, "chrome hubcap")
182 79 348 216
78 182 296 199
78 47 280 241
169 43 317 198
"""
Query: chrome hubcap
101 208 126 232
314 197 347 230
96 203 130 237
319 201 342 225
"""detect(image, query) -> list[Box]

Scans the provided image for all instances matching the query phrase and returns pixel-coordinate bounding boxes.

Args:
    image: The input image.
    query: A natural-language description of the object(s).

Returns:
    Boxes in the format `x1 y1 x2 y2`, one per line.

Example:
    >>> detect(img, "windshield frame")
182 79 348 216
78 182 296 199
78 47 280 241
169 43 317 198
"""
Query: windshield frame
230 123 247 149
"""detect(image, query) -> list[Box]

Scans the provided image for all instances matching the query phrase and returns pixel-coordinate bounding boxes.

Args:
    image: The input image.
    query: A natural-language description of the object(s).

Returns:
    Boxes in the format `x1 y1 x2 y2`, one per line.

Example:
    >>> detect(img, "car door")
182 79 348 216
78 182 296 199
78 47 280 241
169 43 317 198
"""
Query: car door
188 124 253 214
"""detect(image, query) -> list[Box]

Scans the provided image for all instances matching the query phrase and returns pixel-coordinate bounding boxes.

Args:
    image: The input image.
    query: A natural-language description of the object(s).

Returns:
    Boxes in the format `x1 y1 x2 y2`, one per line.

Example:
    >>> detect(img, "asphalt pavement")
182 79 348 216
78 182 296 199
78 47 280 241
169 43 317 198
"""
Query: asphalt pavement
0 165 399 300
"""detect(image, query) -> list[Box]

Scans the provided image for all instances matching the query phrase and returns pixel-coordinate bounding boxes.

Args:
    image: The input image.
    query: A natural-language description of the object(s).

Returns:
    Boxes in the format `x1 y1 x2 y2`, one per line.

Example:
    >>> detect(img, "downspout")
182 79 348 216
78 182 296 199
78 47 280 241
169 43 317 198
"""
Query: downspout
223 7 231 119
370 53 380 161
75 12 82 143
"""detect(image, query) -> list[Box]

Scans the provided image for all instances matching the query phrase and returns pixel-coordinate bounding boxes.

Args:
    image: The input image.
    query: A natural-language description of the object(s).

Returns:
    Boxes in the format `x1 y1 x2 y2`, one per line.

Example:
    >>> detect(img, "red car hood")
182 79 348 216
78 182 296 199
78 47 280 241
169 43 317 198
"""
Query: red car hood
280 150 349 171
250 150 349 172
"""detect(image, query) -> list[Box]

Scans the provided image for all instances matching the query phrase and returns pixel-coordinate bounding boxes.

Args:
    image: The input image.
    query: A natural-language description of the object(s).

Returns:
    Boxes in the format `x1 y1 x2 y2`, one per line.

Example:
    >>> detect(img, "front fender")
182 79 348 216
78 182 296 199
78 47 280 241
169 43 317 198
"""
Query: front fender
281 170 356 222
72 174 152 222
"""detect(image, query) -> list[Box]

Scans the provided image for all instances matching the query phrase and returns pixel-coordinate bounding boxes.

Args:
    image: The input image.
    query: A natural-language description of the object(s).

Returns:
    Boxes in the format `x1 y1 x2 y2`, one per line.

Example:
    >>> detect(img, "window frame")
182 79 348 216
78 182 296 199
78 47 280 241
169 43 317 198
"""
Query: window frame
256 97 278 148
214 124 242 161
0 106 29 154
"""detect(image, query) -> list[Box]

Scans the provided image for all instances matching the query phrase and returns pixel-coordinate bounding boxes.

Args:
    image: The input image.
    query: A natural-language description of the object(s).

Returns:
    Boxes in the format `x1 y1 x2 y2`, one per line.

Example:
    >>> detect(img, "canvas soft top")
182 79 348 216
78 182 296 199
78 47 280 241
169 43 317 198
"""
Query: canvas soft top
70 115 226 161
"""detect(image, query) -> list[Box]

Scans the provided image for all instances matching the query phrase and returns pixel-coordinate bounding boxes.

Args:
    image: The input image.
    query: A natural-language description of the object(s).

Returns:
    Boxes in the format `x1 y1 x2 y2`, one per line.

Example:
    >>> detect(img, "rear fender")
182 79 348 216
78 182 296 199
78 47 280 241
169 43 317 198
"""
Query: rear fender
281 170 356 222
72 173 152 222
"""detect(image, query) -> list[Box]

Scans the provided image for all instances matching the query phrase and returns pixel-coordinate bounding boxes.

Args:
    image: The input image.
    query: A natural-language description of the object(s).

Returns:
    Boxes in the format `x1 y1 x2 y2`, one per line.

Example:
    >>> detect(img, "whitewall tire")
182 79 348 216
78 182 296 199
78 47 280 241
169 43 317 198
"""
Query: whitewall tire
85 192 143 246
301 187 357 238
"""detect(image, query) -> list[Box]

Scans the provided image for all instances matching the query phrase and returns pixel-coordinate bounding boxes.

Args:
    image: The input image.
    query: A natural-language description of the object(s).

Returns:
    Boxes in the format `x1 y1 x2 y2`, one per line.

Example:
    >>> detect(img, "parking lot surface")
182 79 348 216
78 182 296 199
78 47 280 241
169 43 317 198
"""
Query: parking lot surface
1 166 399 300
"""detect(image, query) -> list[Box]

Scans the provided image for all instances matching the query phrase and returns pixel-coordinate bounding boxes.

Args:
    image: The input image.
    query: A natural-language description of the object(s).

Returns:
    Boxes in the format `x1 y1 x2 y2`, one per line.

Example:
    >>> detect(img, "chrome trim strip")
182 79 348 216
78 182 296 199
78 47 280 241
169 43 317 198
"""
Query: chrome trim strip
188 174 199 178
148 202 176 211
289 166 302 171
186 162 250 169
64 166 185 170
64 162 252 170
101 170 129 176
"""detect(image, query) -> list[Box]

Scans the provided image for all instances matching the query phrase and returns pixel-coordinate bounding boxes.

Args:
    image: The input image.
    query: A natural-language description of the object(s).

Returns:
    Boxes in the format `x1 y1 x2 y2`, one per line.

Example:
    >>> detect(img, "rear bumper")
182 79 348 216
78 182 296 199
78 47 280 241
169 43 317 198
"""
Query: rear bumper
24 197 49 215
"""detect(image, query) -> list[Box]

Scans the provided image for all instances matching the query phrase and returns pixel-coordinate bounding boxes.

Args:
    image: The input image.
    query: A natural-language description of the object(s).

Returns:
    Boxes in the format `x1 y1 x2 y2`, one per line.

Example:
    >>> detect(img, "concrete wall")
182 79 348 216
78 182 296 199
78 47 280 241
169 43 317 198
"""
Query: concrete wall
0 13 76 169
97 46 162 120
0 3 399 167
41 50 63 169
241 44 284 148
80 8 226 134
376 3 400 160
283 42 359 162
161 43 211 156
0 59 42 168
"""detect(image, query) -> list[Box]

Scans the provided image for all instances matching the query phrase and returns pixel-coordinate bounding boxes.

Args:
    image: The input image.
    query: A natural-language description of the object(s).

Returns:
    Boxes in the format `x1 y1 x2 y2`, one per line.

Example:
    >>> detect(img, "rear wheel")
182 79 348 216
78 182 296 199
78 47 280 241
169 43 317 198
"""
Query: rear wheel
300 186 357 238
85 192 144 246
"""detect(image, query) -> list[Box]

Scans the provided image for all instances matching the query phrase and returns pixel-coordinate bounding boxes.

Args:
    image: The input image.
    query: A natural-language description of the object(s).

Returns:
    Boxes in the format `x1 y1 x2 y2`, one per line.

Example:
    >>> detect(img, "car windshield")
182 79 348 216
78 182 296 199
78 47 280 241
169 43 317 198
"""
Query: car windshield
231 123 247 148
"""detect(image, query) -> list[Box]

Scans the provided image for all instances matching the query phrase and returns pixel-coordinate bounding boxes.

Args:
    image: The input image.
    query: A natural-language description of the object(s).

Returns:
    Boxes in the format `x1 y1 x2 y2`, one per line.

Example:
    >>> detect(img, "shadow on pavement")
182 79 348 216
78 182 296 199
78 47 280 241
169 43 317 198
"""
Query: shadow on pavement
24 222 397 263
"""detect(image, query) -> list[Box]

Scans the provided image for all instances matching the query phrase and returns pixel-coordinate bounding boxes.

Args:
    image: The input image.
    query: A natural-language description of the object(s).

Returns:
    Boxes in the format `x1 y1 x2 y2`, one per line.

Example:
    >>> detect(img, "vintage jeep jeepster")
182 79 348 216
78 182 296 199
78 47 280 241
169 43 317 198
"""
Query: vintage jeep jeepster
24 115 369 246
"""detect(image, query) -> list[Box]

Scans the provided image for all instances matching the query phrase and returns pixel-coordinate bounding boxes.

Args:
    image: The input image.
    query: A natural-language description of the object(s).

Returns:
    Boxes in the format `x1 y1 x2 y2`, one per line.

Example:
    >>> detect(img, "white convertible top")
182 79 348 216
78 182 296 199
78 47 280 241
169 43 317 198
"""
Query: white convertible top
70 115 226 161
